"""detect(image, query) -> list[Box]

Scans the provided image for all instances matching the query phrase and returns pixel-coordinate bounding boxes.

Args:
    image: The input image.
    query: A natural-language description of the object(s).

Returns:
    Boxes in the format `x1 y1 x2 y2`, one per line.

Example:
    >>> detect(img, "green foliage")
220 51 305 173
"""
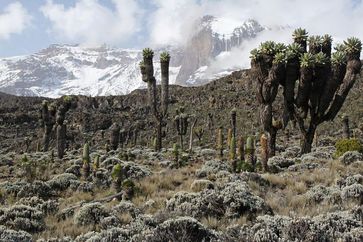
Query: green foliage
308 35 322 47
292 28 308 41
331 52 347 65
245 136 255 154
286 43 304 60
160 52 171 62
63 95 73 103
273 52 286 65
83 143 90 165
122 179 135 189
250 48 262 61
334 43 346 52
255 161 262 172
20 155 36 183
111 164 123 181
274 43 287 53
300 53 315 68
314 52 329 66
335 138 363 157
343 37 362 54
322 34 333 45
237 160 254 172
142 48 154 59
179 155 189 167
93 155 100 172
118 151 136 161
259 41 277 55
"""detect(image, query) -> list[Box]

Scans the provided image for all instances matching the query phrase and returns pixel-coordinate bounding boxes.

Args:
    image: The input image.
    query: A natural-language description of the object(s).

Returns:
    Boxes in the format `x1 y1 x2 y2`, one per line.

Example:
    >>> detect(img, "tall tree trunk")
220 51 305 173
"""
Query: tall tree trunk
342 116 350 139
180 134 184 151
300 125 316 154
189 118 198 153
261 104 278 157
57 124 66 159
43 125 52 152
157 119 162 151
268 128 277 157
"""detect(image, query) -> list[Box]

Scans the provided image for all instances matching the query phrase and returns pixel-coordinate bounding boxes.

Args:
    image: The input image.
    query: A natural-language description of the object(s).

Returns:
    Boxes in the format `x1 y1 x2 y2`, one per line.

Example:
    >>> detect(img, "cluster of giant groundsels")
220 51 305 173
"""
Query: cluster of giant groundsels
35 29 361 175
250 28 362 160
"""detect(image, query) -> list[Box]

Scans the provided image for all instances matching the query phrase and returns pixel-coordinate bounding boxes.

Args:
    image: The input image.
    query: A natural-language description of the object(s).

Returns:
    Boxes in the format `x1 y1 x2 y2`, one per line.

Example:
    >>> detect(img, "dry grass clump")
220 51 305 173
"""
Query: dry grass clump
201 216 248 231
59 188 114 210
132 164 201 213
33 216 93 240
260 159 361 217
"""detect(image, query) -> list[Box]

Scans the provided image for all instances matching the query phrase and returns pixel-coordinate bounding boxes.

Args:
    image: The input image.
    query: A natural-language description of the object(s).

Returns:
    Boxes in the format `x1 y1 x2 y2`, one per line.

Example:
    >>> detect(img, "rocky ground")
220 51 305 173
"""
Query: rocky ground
0 140 362 241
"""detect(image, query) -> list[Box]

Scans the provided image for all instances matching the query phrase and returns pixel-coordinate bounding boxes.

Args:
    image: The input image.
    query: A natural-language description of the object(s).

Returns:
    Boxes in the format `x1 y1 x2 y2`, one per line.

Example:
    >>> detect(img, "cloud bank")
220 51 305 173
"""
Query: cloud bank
0 2 31 40
37 0 363 49
146 0 363 76
40 0 143 46
149 0 363 46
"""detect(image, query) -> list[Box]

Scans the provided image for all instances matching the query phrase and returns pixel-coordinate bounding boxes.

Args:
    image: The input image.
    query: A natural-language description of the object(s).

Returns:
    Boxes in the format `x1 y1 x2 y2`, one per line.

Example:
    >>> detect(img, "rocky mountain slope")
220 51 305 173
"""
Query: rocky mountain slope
0 16 267 97
0 67 362 155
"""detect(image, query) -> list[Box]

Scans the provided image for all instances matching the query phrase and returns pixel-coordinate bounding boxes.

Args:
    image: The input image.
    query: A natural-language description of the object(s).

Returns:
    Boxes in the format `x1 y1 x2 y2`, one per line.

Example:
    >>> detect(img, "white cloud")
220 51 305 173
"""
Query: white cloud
0 2 31 40
149 0 363 46
147 0 363 75
40 0 143 46
148 0 203 47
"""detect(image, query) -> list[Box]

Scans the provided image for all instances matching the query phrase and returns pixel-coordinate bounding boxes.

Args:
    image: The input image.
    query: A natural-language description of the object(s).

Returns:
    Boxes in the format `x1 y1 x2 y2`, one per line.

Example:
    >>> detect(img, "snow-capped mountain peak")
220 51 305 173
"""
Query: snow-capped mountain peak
0 16 267 97
0 44 181 97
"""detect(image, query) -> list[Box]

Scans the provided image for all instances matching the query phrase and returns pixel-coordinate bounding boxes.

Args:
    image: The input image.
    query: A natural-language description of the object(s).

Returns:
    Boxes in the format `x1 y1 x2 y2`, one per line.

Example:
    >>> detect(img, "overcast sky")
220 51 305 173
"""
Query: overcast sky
0 0 362 57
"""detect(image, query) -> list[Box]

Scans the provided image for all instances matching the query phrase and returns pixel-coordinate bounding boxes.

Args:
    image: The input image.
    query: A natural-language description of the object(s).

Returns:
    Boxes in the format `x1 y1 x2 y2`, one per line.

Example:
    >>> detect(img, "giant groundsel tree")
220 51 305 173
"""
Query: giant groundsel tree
251 29 362 154
140 48 170 151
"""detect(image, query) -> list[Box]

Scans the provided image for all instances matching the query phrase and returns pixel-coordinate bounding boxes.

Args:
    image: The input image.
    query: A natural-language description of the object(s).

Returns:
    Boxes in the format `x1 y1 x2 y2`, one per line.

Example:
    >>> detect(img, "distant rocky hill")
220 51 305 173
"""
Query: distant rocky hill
0 67 362 154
